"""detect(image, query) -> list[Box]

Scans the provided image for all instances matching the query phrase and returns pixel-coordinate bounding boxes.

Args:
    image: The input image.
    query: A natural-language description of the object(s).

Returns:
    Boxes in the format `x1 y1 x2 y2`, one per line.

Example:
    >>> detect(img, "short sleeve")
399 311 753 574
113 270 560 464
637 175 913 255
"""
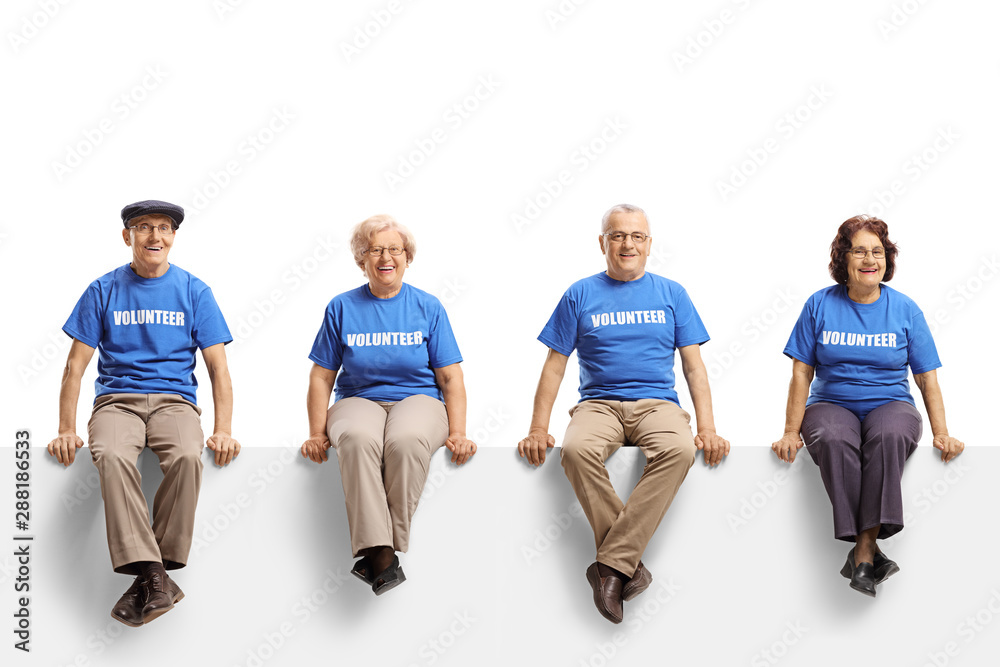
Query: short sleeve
192 287 233 349
672 286 710 347
906 309 941 375
784 299 817 367
309 302 344 371
427 303 463 368
537 290 578 356
63 282 104 348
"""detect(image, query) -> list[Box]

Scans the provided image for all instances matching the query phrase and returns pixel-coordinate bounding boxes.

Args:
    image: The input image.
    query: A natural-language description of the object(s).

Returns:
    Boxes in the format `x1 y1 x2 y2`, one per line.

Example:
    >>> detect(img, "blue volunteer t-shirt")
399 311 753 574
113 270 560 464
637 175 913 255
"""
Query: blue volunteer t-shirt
309 283 463 403
784 284 941 421
63 264 233 406
538 272 710 404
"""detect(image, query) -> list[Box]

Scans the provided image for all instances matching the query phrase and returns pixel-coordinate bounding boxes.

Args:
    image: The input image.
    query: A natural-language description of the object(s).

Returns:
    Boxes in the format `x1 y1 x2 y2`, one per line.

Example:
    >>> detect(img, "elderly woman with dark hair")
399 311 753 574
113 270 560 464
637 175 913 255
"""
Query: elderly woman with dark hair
300 214 476 596
771 215 964 597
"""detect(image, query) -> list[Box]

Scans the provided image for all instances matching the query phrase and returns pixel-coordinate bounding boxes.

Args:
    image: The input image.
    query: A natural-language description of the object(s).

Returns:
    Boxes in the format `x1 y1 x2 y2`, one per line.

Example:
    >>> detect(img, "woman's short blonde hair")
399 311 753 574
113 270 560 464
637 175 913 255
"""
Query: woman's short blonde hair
349 214 416 269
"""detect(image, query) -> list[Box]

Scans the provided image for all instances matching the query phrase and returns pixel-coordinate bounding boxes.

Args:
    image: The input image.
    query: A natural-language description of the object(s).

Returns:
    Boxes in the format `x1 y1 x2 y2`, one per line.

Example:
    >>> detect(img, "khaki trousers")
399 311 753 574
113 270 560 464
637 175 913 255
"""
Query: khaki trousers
87 393 204 574
327 394 449 557
560 399 697 575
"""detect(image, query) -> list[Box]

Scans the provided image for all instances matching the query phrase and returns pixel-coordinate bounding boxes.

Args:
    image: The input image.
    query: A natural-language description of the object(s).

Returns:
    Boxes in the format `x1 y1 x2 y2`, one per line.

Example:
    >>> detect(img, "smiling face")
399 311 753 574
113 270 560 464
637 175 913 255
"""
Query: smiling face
846 229 886 292
363 228 407 297
122 214 175 278
599 210 651 282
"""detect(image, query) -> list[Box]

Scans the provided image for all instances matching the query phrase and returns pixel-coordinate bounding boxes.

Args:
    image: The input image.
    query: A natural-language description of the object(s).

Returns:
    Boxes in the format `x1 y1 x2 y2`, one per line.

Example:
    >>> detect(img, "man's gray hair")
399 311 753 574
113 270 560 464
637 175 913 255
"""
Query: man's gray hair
601 203 650 234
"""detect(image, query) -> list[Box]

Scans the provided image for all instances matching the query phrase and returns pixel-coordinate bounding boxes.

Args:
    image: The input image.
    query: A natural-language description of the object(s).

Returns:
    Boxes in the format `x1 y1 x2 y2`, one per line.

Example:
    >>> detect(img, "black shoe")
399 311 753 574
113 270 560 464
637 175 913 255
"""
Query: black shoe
351 556 374 584
873 551 899 584
371 555 406 596
840 548 876 597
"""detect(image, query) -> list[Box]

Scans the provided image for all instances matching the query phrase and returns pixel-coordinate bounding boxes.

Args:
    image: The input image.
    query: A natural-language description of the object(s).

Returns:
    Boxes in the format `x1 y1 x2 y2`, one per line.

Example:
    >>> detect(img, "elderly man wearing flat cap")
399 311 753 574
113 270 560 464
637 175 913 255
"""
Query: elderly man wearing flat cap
46 199 240 627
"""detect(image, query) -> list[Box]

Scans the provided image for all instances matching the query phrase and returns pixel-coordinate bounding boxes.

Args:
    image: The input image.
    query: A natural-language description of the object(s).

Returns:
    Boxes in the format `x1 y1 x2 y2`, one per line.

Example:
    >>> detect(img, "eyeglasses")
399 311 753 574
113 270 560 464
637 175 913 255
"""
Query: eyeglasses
129 223 175 236
850 247 884 259
604 231 650 244
366 245 404 256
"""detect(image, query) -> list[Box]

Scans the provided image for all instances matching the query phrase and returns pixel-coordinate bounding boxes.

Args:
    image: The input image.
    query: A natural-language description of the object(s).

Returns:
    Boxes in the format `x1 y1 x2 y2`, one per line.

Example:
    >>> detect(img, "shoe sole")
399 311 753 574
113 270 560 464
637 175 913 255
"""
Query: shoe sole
142 590 184 624
585 567 623 624
142 603 175 624
110 611 143 628
372 568 406 596
841 561 899 585
875 564 900 584
849 581 877 598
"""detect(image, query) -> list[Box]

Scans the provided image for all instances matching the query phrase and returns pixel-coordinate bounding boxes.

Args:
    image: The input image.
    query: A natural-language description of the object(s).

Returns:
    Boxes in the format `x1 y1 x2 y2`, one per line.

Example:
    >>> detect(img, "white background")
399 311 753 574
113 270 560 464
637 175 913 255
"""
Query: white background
2 0 997 450
1 0 998 664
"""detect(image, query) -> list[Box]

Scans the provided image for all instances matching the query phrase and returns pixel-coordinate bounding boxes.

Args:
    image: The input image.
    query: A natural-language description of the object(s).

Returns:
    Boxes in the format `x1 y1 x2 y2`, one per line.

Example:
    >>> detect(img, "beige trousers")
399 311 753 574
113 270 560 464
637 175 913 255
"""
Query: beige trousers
87 393 204 574
560 399 697 575
327 394 449 557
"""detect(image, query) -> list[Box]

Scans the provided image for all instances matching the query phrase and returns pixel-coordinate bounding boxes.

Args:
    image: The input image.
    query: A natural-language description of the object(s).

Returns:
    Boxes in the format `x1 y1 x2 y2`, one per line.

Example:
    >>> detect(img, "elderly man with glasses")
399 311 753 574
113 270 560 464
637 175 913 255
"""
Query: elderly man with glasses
46 200 240 627
518 203 730 624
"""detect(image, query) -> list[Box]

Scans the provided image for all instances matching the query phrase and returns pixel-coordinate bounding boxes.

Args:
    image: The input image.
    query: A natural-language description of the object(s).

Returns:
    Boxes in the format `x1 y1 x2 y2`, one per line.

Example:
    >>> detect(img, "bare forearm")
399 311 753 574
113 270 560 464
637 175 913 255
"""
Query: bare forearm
529 367 563 433
683 364 717 433
916 375 949 437
782 373 811 435
307 376 334 437
210 369 234 434
57 369 83 434
440 379 467 436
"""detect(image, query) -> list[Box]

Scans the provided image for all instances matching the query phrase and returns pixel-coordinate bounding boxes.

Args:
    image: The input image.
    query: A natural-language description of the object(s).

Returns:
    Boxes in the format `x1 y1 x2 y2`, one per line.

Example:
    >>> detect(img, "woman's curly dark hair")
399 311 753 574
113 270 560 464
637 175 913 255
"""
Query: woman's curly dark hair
829 215 898 285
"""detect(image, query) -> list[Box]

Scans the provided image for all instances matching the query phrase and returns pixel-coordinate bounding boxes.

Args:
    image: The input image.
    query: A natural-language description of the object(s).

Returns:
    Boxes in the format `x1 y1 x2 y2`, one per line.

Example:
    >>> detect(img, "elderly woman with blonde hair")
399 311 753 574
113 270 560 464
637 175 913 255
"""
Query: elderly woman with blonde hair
300 214 476 595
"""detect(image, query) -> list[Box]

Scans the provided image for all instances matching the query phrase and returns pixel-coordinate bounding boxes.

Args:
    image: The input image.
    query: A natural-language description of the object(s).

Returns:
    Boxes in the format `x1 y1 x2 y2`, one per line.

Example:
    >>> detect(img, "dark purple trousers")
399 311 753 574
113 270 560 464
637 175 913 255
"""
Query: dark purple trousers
801 401 921 541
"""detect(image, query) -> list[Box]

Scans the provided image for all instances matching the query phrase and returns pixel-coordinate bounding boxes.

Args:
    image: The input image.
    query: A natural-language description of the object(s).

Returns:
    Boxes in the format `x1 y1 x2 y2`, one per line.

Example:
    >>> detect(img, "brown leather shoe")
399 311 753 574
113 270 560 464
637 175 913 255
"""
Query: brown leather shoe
141 572 183 623
111 575 146 627
622 561 653 601
586 562 624 624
